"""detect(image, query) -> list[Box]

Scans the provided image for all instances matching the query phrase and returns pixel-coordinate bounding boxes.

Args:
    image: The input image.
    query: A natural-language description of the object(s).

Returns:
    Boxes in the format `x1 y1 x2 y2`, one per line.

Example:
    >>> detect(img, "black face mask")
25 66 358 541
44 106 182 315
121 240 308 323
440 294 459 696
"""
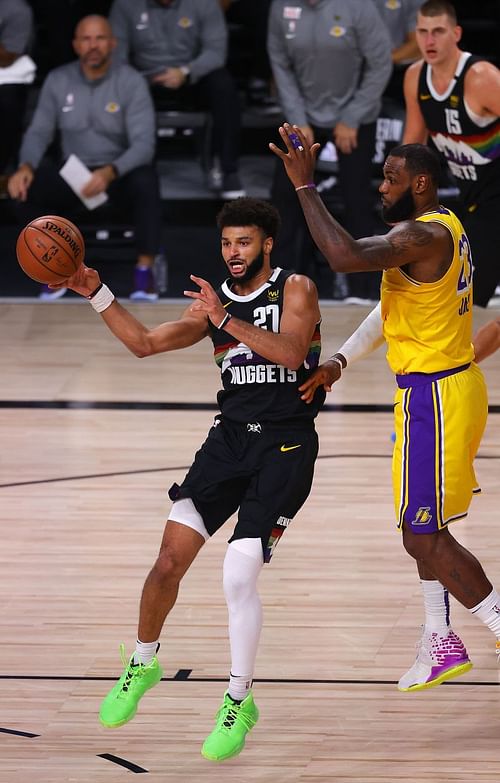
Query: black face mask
229 249 265 284
382 186 416 224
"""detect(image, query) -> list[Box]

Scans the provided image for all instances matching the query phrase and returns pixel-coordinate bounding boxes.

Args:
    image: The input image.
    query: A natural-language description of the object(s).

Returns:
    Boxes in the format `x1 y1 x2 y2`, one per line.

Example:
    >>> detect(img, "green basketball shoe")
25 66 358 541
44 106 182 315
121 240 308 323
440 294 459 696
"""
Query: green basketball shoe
99 644 163 728
201 691 259 762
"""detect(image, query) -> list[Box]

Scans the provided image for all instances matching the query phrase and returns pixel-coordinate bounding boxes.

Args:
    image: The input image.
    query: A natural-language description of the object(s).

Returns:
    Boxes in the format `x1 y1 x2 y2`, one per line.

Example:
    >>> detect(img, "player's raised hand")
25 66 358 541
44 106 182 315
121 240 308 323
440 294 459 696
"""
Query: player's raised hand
269 123 320 190
298 359 342 404
184 274 227 327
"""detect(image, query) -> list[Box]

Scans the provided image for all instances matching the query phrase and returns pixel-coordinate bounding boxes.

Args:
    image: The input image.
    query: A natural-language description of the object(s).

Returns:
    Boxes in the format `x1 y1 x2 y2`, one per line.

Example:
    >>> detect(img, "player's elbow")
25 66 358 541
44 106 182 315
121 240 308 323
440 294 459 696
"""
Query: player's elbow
131 337 156 358
286 348 308 371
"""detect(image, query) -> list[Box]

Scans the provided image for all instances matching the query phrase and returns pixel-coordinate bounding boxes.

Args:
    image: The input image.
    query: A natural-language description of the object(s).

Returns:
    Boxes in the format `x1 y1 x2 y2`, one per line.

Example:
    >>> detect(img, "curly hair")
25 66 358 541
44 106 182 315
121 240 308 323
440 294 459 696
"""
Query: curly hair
216 197 281 240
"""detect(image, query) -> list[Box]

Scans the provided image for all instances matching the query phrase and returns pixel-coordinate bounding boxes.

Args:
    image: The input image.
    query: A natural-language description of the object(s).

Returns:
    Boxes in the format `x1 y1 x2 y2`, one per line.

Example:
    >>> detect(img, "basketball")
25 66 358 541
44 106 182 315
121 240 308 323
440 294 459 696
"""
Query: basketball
16 215 85 284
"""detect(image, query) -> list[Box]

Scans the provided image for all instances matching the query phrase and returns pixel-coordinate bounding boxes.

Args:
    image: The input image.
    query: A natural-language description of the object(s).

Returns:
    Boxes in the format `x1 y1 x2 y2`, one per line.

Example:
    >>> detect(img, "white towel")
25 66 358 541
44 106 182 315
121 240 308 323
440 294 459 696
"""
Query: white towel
0 54 36 85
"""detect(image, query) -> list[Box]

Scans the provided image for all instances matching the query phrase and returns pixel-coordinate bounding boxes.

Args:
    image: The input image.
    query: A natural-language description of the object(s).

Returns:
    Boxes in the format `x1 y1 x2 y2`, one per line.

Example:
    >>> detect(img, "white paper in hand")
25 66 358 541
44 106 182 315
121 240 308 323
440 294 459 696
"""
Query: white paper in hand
59 154 108 210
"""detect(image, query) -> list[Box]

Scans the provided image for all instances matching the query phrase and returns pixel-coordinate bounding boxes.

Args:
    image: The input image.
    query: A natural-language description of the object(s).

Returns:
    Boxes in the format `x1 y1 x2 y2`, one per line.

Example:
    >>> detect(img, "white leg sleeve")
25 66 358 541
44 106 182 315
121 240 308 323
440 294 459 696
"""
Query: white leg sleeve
223 538 263 677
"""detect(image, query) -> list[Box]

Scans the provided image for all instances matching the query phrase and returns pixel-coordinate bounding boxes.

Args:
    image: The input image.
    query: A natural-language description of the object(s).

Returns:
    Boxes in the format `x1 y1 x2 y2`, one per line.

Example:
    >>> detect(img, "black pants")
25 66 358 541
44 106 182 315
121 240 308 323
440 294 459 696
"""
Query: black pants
0 84 28 174
151 67 241 175
270 122 382 299
11 161 163 257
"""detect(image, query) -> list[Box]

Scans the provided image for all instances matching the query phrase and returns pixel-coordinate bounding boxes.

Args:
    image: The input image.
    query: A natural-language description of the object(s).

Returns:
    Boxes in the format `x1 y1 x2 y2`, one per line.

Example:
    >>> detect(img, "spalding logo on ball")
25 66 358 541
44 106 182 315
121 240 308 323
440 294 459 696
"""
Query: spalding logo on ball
16 215 85 284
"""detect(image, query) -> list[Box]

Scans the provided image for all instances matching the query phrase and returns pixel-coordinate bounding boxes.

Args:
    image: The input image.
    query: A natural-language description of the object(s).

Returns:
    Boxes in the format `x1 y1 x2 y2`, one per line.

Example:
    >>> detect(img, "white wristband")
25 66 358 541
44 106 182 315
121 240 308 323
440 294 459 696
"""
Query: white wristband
89 283 115 313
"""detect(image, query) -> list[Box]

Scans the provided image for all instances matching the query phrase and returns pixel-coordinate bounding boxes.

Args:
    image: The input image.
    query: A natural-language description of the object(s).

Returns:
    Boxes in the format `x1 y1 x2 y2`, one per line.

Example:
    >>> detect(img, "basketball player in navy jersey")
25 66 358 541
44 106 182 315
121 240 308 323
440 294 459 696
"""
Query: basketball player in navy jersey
403 0 500 307
57 197 325 761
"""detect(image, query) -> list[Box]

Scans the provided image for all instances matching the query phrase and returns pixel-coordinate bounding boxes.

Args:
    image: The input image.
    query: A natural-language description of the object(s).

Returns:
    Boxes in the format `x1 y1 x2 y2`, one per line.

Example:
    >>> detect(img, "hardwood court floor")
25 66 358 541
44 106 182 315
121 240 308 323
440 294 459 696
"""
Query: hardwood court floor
1 300 500 783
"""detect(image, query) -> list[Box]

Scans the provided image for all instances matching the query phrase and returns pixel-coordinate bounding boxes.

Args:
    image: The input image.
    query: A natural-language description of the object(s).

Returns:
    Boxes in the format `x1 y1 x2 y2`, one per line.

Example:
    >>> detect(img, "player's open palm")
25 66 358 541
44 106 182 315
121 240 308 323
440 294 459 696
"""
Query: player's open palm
299 359 342 403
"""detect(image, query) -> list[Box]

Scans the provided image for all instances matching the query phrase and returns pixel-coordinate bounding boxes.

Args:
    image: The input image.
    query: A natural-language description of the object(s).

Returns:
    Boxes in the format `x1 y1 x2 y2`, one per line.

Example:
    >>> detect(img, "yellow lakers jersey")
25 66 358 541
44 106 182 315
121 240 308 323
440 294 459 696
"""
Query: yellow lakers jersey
381 207 474 374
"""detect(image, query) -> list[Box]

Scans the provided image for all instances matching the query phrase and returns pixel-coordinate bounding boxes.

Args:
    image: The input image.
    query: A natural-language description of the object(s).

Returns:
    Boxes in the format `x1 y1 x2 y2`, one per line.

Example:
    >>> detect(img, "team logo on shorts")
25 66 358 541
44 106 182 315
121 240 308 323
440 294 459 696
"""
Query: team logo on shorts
105 102 120 113
178 16 193 28
412 506 433 525
264 516 292 562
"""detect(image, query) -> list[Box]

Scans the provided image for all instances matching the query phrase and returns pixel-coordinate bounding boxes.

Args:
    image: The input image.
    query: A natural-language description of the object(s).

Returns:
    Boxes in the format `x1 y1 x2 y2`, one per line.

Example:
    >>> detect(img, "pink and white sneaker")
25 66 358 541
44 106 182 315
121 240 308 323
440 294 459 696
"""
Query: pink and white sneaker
398 628 472 692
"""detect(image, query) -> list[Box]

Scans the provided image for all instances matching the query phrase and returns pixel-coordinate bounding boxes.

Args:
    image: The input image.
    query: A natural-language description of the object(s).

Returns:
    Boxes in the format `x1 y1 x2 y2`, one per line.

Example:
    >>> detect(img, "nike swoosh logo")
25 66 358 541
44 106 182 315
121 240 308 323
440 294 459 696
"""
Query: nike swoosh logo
419 94 432 100
62 106 74 112
280 444 302 452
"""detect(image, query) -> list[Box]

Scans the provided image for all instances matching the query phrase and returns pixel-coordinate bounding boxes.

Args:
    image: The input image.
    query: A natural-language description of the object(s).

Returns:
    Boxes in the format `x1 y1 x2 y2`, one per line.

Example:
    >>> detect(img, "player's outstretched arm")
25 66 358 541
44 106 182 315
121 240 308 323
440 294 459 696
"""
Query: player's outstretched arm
270 123 444 275
473 317 500 363
61 264 209 356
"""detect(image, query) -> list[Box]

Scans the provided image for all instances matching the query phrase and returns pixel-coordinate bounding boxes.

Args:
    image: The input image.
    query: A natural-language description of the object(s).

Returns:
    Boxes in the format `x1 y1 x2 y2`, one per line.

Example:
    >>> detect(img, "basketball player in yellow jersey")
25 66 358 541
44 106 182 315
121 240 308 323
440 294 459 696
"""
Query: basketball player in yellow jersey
271 126 500 692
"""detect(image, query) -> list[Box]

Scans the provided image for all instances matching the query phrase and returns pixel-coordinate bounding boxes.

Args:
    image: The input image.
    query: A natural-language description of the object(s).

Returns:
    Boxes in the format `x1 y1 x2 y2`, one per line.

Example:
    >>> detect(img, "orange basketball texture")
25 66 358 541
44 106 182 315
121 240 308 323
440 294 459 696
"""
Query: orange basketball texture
16 215 85 284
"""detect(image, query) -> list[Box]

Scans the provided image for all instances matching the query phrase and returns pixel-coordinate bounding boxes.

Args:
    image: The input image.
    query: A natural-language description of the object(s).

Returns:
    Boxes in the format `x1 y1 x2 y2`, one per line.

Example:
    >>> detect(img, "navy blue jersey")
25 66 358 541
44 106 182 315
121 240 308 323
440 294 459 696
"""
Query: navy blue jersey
417 53 500 206
209 267 325 423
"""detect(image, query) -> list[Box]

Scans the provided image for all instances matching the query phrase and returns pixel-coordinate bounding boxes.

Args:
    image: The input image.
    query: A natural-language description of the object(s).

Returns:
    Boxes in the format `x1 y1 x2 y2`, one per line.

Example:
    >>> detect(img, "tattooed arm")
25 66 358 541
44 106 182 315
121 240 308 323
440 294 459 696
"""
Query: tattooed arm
269 122 453 281
291 200 453 281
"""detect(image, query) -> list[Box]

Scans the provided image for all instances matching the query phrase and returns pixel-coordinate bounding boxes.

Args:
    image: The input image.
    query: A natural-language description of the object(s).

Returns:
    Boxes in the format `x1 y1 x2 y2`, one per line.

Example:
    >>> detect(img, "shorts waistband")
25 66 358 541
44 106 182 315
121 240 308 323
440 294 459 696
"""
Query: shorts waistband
396 363 470 389
218 415 315 432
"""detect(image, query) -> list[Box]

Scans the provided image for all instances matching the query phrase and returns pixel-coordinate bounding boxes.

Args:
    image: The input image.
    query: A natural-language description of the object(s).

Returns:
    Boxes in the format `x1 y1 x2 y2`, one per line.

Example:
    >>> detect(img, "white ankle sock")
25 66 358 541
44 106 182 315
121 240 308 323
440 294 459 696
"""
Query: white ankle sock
228 672 252 702
134 639 159 665
421 579 450 633
470 589 500 640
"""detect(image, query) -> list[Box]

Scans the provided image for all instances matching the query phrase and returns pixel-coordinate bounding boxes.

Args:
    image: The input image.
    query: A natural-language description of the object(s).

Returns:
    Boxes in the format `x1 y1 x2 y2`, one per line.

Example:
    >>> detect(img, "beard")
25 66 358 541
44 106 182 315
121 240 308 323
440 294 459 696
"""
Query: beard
382 186 416 224
229 250 265 283
83 51 109 70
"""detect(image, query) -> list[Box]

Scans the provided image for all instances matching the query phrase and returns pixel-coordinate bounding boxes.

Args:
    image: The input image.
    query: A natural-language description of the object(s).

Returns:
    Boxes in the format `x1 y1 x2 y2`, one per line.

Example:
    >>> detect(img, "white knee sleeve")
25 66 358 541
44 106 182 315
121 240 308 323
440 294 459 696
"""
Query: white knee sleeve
223 538 263 677
168 498 209 541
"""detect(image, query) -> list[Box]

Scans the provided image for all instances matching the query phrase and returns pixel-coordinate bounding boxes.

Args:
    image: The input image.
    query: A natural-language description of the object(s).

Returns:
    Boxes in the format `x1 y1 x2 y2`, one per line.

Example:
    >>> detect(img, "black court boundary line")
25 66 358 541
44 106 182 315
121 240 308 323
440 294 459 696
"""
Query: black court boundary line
0 673 498 686
0 727 40 738
98 754 148 774
1 452 499 490
2 400 500 414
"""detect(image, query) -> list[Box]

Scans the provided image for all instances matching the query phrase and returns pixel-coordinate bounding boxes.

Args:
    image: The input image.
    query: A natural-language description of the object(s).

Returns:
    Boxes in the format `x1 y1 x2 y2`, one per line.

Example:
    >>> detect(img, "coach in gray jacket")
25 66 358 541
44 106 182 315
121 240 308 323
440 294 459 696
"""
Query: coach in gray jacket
268 0 392 302
8 15 162 301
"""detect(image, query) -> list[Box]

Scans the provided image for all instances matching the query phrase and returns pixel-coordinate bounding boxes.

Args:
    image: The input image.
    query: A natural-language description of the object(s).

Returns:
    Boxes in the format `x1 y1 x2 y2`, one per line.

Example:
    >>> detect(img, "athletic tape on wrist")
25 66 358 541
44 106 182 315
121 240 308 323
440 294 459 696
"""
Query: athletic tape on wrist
89 283 115 313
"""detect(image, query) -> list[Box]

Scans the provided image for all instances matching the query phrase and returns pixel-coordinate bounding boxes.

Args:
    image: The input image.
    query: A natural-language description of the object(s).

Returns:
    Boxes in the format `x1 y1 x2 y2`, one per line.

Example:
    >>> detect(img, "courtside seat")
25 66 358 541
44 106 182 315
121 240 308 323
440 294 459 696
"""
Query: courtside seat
155 110 212 172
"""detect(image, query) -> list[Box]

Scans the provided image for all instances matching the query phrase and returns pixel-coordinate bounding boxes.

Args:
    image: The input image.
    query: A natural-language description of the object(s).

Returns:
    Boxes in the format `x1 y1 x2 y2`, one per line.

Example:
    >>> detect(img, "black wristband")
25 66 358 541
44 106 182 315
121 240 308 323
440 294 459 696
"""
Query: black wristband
330 352 347 369
87 283 103 300
217 312 232 330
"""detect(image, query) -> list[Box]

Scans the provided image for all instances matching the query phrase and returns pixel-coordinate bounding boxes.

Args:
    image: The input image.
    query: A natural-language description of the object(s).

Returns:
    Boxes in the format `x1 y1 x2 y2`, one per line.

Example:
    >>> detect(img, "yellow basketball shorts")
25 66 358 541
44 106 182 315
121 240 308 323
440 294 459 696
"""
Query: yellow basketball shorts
392 362 487 533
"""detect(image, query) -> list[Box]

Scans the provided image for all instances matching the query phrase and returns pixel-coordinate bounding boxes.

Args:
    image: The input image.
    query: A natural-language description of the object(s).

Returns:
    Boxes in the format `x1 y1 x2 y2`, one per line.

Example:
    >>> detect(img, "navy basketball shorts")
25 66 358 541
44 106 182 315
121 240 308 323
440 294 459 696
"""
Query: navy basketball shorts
169 416 319 562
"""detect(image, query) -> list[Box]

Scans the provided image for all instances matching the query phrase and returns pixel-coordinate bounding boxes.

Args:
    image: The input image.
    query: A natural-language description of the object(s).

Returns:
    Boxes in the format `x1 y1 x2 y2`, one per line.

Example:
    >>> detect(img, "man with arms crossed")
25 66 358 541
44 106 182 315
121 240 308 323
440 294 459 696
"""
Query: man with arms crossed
271 125 500 692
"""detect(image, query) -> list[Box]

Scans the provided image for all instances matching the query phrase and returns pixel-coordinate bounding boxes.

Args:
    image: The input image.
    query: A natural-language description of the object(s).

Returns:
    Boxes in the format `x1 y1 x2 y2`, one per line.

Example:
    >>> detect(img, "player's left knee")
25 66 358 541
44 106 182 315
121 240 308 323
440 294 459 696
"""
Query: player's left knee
402 524 437 561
